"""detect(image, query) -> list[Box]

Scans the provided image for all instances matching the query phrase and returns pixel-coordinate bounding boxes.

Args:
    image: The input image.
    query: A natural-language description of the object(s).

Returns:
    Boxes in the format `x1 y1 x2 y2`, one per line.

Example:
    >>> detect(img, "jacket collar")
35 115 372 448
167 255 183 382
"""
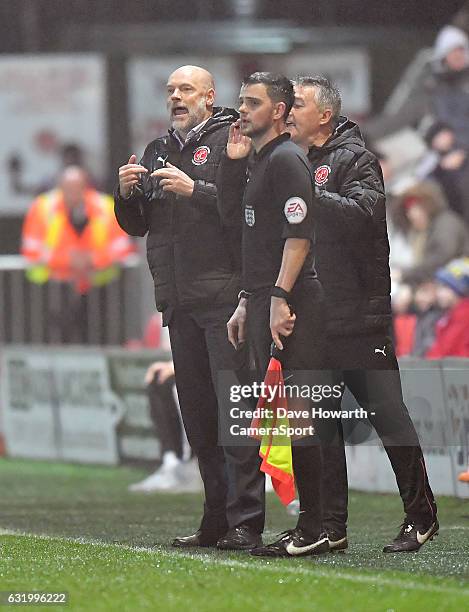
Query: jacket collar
253 132 290 161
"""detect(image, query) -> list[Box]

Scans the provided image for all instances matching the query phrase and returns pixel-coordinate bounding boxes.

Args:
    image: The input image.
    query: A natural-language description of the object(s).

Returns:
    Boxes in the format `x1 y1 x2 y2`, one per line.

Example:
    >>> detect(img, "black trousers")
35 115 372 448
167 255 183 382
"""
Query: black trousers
168 303 265 535
148 376 184 459
247 280 326 537
321 333 437 533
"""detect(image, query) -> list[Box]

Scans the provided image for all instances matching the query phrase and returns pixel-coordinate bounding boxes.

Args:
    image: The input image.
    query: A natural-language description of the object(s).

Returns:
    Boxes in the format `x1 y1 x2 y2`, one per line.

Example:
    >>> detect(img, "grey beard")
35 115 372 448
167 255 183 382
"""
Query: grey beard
171 98 208 138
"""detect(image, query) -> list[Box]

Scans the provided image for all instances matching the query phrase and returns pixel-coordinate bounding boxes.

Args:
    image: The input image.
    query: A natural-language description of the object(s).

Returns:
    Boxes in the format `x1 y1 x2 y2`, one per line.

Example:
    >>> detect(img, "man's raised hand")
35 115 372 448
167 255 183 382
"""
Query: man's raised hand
226 120 252 160
118 154 148 198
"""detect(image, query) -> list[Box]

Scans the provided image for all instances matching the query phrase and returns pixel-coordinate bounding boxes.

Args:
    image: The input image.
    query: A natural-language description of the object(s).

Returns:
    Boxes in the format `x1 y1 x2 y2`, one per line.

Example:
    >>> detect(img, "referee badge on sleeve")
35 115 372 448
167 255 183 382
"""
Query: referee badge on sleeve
284 197 307 224
245 205 256 226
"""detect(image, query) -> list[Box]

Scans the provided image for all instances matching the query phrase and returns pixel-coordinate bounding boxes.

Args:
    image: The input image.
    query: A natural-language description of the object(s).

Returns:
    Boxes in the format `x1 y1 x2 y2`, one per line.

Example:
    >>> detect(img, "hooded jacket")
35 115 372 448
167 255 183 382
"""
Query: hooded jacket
114 107 241 322
307 117 391 336
392 180 469 285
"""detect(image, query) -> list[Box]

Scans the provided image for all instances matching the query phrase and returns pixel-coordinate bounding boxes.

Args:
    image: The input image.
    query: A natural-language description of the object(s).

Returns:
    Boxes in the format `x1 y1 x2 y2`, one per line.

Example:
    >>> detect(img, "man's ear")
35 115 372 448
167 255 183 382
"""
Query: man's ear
206 88 215 108
273 101 286 122
320 109 333 126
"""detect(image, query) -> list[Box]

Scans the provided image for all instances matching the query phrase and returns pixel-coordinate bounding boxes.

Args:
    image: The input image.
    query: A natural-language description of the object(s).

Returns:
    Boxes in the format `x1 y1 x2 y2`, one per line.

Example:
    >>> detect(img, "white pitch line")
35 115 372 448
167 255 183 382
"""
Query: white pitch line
1 528 468 597
443 526 469 530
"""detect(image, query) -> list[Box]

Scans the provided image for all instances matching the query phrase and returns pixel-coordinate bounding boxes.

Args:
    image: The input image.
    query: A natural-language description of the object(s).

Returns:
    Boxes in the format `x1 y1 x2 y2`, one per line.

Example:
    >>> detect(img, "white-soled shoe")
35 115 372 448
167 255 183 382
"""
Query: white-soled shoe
128 466 181 493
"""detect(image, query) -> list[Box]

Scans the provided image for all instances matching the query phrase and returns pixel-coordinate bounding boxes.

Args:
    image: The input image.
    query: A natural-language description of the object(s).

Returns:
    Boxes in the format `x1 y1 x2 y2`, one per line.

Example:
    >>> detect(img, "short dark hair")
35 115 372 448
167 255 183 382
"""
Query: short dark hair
242 72 295 121
294 76 342 123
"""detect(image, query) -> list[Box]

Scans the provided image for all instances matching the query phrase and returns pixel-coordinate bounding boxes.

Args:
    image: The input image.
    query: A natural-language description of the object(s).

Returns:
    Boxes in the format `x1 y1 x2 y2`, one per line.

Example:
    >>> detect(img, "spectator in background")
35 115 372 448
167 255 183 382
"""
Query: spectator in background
392 281 443 358
127 314 201 494
391 180 469 287
411 280 443 357
129 360 201 493
418 122 469 226
414 25 469 226
427 257 469 358
21 166 135 342
9 142 103 196
430 25 469 150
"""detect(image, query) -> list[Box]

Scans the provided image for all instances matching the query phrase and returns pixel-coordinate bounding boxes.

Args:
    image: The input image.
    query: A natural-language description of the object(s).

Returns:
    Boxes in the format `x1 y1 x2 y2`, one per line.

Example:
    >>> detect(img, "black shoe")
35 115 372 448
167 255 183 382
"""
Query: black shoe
250 528 329 558
171 529 223 548
326 528 348 552
217 525 262 551
383 518 439 553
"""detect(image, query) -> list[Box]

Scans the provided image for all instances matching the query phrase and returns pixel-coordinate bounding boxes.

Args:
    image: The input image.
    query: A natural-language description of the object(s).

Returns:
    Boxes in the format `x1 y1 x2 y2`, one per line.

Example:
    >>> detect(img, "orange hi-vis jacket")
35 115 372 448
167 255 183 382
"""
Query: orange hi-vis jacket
21 188 136 294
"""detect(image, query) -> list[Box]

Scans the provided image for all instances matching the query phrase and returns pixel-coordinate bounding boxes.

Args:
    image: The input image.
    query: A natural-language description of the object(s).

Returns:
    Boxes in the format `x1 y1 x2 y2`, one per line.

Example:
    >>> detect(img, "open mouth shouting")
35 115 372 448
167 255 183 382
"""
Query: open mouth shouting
171 105 189 120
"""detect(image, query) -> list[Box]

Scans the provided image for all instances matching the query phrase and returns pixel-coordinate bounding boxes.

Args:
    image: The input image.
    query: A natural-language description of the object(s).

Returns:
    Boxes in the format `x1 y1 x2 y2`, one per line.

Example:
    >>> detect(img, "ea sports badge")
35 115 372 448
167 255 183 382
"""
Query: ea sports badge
284 197 307 224
314 164 331 186
192 146 210 165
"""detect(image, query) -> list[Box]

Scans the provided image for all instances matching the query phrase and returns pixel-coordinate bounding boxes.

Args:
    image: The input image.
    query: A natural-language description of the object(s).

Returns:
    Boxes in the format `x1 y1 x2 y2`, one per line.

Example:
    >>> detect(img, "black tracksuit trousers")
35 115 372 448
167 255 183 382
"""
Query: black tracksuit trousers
168 303 265 536
321 332 437 533
247 279 327 537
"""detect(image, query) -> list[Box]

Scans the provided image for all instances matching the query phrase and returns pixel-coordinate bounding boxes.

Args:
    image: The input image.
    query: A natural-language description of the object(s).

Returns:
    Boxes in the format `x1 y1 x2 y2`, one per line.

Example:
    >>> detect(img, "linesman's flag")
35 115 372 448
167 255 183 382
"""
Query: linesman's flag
250 356 295 505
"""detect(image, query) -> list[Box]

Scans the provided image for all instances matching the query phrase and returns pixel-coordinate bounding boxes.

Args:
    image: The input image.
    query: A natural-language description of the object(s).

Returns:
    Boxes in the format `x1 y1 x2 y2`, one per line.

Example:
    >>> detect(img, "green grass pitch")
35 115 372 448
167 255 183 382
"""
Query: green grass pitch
0 458 468 611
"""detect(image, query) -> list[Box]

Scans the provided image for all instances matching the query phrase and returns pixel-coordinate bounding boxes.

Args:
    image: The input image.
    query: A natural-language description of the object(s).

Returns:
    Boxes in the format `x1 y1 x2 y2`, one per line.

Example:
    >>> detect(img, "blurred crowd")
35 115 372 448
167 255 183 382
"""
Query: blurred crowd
374 19 469 358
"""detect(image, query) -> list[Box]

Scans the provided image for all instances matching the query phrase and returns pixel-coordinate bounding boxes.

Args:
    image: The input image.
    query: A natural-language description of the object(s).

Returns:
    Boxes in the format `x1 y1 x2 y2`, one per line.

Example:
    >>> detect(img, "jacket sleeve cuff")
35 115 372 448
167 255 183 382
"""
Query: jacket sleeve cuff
191 180 216 205
114 184 138 203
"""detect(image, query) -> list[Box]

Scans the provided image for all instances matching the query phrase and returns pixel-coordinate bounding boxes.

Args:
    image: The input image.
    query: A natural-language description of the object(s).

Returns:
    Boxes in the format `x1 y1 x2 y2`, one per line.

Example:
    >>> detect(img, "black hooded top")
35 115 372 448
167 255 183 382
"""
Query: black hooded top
307 116 391 336
114 107 241 322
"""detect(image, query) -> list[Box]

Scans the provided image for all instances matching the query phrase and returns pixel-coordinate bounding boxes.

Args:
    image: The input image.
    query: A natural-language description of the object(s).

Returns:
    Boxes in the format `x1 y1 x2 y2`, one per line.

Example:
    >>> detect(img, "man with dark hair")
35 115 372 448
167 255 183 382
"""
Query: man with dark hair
240 72 295 120
286 75 438 553
217 72 329 556
115 65 265 551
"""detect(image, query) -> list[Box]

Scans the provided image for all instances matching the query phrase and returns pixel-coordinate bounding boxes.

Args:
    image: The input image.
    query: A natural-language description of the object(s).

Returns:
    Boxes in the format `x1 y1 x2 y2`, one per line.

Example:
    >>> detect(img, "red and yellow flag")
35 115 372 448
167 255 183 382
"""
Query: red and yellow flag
250 357 295 505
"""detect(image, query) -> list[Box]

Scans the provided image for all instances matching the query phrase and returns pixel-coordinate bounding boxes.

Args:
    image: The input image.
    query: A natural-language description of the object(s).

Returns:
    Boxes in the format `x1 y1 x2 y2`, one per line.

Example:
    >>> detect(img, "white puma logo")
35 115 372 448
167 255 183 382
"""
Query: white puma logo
374 346 386 356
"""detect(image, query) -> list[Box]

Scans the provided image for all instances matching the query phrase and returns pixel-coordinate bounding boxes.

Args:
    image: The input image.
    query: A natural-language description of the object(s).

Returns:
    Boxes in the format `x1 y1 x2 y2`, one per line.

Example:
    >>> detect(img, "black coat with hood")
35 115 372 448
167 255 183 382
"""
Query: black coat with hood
114 107 241 323
307 117 391 336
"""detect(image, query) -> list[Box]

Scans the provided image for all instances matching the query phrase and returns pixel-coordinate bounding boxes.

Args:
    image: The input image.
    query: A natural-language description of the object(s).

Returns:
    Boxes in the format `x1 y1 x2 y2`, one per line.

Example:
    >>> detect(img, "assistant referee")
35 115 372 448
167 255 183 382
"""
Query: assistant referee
217 72 329 557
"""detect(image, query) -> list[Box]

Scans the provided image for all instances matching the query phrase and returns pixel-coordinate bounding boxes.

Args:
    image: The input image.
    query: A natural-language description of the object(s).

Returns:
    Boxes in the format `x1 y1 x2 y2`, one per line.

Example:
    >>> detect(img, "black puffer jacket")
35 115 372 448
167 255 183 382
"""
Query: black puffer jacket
114 107 241 321
308 117 391 336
